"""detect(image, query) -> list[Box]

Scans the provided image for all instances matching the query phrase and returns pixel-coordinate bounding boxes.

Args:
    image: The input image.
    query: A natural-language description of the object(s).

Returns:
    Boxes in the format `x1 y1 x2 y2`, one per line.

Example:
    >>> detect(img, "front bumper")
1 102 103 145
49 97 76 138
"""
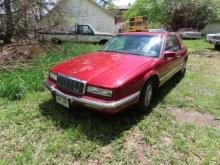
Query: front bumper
207 39 220 45
44 80 140 113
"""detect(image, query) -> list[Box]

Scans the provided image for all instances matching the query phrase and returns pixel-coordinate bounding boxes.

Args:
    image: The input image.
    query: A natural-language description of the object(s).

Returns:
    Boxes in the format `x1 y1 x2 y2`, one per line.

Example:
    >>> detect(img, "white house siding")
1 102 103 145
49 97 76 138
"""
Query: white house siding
202 23 220 34
42 0 116 33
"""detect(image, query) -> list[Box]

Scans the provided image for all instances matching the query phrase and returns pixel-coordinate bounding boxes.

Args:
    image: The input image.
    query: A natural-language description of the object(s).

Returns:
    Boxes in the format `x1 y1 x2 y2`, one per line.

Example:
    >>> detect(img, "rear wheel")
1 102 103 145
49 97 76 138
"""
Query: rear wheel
51 38 62 44
138 80 154 112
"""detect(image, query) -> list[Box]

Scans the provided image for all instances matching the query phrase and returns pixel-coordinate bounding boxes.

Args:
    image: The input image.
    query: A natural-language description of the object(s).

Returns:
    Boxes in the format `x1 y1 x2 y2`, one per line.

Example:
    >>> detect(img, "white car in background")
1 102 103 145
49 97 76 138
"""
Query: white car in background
39 24 114 45
178 28 202 39
206 33 220 50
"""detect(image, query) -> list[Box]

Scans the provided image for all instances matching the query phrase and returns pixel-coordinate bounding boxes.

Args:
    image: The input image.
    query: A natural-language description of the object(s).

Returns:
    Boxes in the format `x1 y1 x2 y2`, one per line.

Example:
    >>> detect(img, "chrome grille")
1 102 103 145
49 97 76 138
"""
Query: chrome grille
57 74 86 95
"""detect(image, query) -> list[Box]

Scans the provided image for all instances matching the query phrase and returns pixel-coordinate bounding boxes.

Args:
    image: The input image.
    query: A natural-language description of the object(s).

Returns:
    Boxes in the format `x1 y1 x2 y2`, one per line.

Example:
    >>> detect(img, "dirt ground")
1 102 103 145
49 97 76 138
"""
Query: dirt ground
168 49 220 130
192 49 220 57
124 128 160 164
168 108 220 129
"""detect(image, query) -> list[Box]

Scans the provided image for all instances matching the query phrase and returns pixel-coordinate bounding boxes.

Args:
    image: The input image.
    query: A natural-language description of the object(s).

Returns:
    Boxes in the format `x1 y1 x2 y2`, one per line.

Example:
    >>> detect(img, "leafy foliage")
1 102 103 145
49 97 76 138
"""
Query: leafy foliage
125 0 168 26
125 0 220 30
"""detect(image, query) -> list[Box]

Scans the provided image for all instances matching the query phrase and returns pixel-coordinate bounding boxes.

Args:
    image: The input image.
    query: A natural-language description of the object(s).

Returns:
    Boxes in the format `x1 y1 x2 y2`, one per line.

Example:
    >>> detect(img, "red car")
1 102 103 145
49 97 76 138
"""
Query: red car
44 32 188 114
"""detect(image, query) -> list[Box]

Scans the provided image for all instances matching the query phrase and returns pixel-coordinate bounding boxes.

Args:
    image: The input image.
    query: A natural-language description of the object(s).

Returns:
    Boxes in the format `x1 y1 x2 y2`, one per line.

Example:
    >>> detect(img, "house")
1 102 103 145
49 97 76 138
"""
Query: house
202 22 220 34
40 0 116 33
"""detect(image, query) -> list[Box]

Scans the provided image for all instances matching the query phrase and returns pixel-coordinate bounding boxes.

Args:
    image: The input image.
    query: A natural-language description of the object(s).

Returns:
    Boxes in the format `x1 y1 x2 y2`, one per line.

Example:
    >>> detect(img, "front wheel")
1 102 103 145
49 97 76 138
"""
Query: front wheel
138 80 154 112
215 45 220 50
99 40 108 45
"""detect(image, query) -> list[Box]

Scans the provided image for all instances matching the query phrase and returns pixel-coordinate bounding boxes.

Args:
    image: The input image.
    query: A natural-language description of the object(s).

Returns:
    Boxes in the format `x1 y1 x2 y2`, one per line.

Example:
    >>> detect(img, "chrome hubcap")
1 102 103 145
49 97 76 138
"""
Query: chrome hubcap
144 84 153 107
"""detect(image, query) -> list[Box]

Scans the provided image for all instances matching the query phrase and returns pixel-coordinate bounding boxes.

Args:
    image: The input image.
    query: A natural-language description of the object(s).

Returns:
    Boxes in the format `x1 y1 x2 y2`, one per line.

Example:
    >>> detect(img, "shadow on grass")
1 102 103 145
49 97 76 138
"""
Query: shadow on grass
39 74 183 145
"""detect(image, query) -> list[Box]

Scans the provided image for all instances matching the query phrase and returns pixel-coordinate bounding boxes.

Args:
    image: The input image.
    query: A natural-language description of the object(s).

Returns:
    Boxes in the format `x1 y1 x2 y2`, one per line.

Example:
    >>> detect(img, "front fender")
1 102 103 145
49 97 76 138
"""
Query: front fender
142 70 159 87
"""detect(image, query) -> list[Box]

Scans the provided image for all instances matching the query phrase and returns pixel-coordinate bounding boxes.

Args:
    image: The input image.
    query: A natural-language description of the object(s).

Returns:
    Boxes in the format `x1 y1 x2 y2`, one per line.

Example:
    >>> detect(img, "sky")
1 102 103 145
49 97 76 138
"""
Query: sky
114 0 135 6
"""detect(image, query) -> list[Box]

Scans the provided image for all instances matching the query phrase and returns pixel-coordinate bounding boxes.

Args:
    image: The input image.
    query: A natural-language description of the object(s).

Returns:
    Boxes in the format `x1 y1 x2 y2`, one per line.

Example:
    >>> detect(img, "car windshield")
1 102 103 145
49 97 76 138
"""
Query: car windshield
102 35 163 57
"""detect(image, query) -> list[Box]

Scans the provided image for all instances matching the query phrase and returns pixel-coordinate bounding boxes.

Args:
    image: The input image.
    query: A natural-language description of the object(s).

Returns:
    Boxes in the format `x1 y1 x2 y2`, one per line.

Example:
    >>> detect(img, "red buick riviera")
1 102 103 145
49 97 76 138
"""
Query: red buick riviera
44 32 188 114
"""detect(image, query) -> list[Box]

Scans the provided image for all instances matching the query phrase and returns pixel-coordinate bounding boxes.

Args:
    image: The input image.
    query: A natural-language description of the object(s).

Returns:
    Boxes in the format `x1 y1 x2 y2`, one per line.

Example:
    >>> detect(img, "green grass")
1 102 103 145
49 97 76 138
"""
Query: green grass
182 38 213 52
0 42 100 99
0 40 220 164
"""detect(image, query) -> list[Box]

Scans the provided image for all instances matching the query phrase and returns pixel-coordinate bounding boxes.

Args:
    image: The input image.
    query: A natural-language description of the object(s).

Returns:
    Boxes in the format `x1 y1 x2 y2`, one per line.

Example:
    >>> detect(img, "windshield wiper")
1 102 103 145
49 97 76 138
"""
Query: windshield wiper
100 49 126 53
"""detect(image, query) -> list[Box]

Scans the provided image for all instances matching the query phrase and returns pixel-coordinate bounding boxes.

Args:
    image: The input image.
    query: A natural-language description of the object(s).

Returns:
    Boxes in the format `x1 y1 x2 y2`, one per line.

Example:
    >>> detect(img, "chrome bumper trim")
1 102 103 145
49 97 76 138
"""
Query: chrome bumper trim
44 81 140 110
207 39 220 44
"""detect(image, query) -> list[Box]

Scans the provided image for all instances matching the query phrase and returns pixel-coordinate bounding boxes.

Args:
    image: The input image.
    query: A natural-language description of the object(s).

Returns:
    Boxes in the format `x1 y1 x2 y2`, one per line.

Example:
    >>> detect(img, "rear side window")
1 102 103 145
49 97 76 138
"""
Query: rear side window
77 25 94 35
165 35 181 52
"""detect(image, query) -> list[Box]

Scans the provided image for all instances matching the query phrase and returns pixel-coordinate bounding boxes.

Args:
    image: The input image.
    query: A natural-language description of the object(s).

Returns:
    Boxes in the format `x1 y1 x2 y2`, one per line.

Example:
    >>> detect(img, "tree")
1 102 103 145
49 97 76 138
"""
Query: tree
125 0 220 31
3 0 13 44
97 0 118 14
0 0 58 43
125 0 168 26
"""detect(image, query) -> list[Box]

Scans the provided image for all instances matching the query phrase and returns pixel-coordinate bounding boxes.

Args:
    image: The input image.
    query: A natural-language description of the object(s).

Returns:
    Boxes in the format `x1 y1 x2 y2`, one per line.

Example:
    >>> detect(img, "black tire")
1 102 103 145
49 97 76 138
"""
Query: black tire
99 40 108 45
51 38 62 44
215 45 220 50
177 58 187 77
138 79 155 112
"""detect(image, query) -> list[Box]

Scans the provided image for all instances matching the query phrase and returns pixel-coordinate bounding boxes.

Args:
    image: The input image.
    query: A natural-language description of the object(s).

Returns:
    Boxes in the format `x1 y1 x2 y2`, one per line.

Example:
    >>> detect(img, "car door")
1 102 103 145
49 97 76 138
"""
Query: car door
158 35 182 85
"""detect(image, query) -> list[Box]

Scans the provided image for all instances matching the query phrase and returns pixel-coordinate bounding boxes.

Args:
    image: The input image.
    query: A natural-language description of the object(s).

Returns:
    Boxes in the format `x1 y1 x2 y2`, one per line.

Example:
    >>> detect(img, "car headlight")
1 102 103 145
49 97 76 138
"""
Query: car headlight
87 86 113 97
49 72 57 81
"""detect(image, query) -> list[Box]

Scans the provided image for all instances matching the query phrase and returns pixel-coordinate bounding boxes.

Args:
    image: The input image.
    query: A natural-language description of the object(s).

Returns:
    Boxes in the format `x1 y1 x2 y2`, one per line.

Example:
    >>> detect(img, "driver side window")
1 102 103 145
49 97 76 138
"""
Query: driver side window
165 35 181 52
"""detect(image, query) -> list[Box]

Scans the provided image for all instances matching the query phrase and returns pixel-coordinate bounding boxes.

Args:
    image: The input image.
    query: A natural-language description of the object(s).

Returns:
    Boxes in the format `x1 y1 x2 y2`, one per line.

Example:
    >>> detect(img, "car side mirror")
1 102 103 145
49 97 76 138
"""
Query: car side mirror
164 51 176 58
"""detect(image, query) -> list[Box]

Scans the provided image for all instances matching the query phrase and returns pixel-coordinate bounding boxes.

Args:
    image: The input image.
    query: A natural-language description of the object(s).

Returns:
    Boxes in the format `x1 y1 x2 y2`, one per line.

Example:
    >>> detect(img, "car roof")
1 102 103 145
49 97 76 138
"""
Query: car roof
119 32 174 36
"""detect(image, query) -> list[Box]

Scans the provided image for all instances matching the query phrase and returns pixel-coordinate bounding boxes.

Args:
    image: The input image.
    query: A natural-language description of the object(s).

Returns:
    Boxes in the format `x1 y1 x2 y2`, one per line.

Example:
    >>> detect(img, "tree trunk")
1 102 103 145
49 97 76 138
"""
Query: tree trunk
4 0 13 44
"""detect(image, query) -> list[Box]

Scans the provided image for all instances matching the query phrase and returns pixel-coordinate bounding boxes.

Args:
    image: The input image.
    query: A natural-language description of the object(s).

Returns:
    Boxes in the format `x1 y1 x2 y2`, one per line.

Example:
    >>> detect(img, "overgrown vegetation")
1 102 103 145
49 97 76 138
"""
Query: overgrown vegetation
0 42 100 99
0 40 220 164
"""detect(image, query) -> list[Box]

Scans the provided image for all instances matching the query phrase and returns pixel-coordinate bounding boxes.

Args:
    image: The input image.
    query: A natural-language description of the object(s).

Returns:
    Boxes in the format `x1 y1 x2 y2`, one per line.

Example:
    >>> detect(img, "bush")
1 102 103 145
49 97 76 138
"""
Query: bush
0 42 100 100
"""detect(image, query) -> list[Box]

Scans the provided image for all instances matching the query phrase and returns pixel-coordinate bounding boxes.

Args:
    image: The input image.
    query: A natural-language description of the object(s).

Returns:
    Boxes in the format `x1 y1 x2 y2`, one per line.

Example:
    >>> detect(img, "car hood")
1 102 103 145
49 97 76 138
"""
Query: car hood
52 51 156 88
